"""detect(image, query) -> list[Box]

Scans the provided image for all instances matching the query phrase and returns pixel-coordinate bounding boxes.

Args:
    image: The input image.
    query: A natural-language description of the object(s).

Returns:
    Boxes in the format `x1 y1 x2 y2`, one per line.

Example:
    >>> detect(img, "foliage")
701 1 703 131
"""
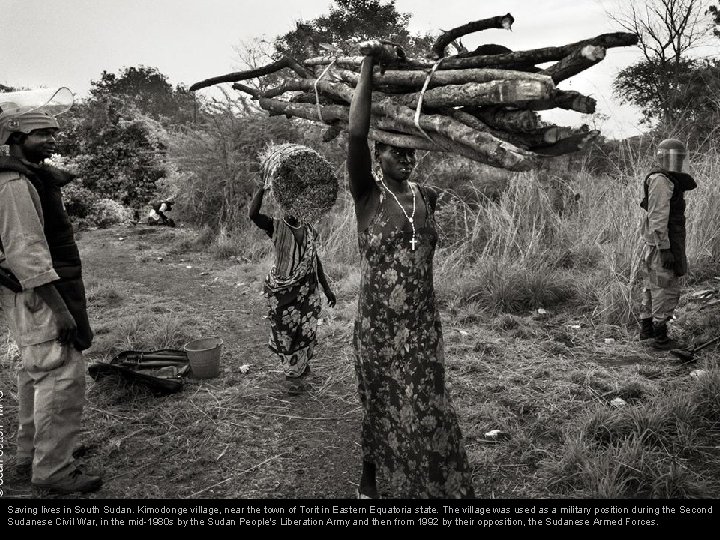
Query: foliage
709 3 720 37
61 179 99 219
165 95 311 231
615 59 720 141
273 0 433 61
90 66 196 125
85 198 133 228
58 100 168 208
55 65 189 208
611 0 717 132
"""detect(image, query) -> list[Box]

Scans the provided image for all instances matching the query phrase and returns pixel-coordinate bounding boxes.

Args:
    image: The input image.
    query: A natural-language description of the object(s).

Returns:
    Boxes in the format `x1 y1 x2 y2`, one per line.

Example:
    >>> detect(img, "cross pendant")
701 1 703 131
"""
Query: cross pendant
410 236 417 251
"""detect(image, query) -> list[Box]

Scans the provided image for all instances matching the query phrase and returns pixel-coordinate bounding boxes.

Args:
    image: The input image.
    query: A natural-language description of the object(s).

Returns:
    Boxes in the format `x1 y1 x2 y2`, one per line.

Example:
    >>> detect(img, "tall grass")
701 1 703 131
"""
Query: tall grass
541 368 720 498
169 132 720 325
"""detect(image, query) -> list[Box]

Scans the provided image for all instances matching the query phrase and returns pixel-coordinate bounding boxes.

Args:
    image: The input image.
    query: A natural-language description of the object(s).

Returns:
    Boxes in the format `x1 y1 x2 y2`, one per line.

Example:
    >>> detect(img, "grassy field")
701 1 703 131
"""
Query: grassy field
2 150 720 499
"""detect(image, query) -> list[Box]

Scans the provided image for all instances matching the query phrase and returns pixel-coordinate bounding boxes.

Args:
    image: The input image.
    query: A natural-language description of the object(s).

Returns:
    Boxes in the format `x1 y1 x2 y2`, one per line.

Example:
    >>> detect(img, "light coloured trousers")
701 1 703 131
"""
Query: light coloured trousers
1 287 85 484
16 341 85 483
639 245 681 323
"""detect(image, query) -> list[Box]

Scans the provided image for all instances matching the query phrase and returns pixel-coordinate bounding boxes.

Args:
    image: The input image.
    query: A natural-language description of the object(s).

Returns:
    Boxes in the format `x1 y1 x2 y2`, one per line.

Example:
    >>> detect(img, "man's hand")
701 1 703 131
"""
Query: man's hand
55 308 78 346
34 283 77 346
660 249 675 270
324 288 337 308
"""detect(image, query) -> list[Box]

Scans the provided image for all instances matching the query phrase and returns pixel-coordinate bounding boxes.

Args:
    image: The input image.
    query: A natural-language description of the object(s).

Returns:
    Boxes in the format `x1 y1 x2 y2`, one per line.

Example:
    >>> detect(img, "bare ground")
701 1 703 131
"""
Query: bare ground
2 225 719 499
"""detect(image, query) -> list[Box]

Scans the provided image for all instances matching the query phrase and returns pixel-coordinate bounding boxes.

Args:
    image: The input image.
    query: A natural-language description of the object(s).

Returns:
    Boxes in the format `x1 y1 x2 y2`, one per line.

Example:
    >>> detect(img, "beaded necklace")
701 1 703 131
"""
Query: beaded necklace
378 176 417 250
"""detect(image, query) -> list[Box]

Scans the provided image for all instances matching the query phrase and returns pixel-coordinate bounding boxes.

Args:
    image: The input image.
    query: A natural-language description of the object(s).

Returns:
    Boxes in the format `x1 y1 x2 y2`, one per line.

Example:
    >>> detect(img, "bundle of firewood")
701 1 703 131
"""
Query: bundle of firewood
190 14 637 171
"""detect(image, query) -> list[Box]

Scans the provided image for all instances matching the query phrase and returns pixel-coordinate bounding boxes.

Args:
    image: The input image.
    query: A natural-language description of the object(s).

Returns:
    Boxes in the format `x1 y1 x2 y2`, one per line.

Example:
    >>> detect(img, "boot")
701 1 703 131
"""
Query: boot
32 469 103 495
15 459 32 483
651 321 677 350
639 318 654 340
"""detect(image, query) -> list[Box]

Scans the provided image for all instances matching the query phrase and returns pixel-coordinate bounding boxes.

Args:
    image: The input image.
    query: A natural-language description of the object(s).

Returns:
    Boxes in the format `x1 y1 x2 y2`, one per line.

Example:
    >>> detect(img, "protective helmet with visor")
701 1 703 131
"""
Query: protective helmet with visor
0 87 73 145
657 138 688 174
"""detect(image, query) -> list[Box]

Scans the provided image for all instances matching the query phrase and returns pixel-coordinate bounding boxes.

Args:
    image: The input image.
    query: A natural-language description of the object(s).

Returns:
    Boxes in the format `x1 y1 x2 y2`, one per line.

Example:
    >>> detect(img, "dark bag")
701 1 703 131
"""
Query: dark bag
88 349 190 395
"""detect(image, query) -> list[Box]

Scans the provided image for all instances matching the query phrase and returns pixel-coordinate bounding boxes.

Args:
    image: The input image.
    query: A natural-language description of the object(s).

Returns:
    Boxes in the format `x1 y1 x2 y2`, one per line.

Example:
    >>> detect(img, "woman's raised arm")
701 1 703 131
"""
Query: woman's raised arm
248 186 274 236
347 56 377 202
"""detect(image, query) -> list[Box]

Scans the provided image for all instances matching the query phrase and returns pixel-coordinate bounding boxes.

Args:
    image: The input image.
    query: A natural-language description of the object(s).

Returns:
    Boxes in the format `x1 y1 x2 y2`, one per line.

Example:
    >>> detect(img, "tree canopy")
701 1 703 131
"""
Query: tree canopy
612 0 719 142
273 0 432 60
90 65 196 125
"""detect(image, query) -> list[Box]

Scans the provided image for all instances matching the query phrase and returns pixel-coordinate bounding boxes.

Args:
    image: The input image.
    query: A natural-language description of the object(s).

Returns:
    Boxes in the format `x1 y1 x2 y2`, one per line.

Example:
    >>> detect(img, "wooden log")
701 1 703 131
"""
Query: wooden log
335 67 554 89
240 94 524 164
525 90 596 114
439 109 489 132
255 96 349 124
243 77 553 110
451 39 469 55
303 32 638 71
384 79 553 109
232 83 261 99
255 79 537 170
543 45 606 84
369 98 535 170
511 126 590 148
432 109 578 150
289 92 343 106
465 107 542 132
369 129 439 151
190 57 309 91
368 125 512 165
530 130 599 156
458 43 513 58
237 91 536 170
431 13 514 59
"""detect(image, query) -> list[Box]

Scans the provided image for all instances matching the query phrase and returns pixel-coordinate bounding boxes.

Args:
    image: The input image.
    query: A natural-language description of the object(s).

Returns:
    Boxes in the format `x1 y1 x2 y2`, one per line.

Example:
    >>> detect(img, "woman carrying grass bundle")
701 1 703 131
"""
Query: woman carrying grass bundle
249 181 336 395
347 42 475 499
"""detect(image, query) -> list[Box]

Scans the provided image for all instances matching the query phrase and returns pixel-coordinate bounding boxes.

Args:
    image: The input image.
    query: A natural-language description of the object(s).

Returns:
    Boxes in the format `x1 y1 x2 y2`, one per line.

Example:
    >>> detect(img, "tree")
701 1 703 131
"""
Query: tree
273 0 433 61
57 68 178 208
709 3 720 37
612 0 715 125
90 66 196 125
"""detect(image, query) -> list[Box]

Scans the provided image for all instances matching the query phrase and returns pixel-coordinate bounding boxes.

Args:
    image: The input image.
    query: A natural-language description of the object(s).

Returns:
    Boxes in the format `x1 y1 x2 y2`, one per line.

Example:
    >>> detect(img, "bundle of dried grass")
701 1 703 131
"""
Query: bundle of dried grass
260 143 338 223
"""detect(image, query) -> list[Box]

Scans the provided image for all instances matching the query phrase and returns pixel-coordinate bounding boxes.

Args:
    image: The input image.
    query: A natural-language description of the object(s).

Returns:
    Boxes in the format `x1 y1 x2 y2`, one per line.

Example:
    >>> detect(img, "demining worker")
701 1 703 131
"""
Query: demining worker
638 138 696 349
0 91 101 494
150 199 175 226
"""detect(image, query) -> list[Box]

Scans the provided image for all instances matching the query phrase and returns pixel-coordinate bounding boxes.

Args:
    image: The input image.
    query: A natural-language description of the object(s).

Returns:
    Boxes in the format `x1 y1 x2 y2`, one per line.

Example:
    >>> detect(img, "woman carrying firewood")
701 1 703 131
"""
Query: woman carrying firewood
249 184 336 395
347 41 475 499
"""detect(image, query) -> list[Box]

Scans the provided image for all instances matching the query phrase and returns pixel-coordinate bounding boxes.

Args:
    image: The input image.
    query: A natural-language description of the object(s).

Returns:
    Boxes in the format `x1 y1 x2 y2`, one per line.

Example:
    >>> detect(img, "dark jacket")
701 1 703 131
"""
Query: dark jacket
0 156 93 350
640 168 697 276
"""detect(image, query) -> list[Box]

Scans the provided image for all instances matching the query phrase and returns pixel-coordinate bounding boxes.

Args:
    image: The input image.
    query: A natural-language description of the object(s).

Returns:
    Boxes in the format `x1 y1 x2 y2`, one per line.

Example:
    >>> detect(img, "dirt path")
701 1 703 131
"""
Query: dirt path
3 225 362 499
3 225 717 499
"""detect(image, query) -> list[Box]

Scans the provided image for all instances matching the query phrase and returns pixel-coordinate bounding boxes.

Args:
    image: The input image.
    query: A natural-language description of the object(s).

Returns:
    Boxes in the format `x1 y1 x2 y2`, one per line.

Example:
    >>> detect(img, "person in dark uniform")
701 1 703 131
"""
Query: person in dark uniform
638 138 696 349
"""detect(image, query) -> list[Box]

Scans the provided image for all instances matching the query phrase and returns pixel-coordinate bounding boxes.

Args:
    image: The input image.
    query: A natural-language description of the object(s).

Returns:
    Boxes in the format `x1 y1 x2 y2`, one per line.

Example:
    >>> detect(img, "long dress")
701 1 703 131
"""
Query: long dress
264 219 322 378
353 183 474 498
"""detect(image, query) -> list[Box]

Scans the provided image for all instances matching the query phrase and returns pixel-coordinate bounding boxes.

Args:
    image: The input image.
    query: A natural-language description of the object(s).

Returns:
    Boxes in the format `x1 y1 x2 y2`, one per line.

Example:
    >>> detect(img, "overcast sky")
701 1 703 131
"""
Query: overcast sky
0 0 672 138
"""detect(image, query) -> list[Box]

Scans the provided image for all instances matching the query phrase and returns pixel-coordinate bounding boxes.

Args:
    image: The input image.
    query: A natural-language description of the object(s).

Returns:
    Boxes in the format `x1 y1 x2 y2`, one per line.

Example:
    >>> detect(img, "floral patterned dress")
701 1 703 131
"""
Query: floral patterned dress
264 219 323 378
353 183 474 498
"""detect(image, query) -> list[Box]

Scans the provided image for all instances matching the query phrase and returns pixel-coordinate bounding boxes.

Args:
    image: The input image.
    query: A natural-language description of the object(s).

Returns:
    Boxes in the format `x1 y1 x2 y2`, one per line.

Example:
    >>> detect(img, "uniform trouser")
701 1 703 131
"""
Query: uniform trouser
1 286 85 485
639 245 681 323
16 340 85 484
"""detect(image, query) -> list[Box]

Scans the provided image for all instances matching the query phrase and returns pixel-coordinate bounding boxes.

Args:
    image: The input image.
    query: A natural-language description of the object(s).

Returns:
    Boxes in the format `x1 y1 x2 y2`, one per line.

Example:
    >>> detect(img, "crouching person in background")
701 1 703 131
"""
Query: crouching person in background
0 100 101 494
638 138 697 350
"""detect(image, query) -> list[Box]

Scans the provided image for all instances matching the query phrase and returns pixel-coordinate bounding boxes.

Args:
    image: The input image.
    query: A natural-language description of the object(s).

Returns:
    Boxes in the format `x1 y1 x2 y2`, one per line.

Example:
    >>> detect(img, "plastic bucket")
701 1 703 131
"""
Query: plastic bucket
184 337 223 379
